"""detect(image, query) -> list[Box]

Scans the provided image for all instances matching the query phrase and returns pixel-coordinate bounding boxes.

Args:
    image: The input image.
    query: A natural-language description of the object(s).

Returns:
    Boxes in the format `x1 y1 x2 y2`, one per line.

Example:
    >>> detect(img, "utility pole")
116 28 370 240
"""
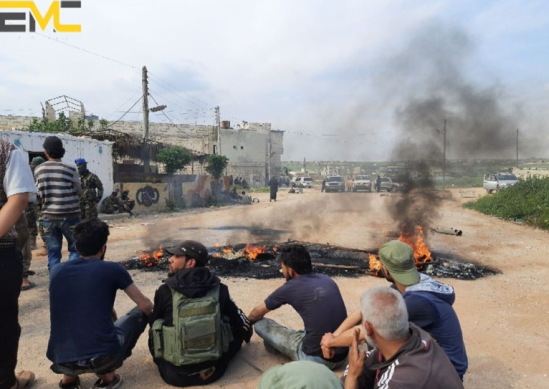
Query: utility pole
214 106 221 155
443 119 447 190
142 66 150 173
516 128 519 169
142 66 149 140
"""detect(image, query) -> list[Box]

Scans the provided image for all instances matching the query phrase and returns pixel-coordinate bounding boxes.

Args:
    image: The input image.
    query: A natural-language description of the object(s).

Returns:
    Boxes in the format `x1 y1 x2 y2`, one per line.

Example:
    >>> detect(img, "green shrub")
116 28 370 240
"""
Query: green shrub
156 146 193 174
464 176 549 230
165 199 177 212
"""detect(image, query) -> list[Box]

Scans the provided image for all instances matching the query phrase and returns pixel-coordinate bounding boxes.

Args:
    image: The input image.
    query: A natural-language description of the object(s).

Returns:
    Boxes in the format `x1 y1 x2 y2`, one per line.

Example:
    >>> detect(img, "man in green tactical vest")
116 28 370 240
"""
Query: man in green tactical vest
148 240 252 387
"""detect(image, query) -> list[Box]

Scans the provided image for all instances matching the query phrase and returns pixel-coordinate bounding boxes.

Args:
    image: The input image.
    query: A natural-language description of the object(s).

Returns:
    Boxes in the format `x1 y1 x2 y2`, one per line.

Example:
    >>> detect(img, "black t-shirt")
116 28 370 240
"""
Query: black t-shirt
47 258 133 364
264 273 348 358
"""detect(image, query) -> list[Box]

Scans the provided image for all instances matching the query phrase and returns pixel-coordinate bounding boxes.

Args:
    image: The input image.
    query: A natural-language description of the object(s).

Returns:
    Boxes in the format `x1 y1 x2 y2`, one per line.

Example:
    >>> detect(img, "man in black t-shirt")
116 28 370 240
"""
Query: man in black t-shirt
47 219 153 389
248 244 348 370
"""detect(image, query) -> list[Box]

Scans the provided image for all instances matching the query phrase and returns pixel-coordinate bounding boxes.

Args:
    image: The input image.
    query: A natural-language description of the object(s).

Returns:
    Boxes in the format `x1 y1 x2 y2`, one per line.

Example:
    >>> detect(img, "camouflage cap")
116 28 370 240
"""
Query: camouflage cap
378 240 420 286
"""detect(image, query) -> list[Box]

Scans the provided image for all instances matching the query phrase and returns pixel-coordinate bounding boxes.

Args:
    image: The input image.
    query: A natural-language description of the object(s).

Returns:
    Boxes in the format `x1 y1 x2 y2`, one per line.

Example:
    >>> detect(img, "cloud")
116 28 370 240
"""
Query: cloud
1 0 549 159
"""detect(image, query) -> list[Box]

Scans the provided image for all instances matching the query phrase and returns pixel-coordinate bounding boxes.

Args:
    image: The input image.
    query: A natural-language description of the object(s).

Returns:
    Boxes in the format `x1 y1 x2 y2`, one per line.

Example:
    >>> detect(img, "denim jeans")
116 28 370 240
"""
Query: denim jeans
42 217 80 270
51 307 148 377
255 318 347 370
0 248 23 389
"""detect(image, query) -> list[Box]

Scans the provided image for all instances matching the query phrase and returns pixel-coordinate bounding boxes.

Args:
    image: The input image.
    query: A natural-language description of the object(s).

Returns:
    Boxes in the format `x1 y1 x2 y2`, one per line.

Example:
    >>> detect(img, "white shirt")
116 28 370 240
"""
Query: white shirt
3 148 37 197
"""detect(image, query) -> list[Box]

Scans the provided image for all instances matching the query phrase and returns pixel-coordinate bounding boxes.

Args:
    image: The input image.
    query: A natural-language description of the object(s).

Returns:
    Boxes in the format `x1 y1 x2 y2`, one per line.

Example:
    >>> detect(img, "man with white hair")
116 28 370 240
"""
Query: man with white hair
322 240 468 379
344 286 463 389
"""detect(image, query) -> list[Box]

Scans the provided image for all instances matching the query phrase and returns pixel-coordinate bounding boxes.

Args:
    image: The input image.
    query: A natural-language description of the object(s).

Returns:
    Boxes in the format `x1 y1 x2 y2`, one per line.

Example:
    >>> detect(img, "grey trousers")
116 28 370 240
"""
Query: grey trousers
255 318 346 370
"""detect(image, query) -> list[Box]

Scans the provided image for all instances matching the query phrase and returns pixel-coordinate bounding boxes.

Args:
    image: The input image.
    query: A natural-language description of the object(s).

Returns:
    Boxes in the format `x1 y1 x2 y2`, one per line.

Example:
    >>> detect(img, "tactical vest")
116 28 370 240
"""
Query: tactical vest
151 284 232 366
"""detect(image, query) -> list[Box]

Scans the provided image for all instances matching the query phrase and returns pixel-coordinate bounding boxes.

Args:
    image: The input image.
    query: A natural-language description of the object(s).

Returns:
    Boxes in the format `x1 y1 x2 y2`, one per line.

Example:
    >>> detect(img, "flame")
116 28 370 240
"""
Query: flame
369 253 382 275
244 244 267 260
398 224 433 266
140 244 164 267
212 253 221 258
223 247 233 254
215 243 221 248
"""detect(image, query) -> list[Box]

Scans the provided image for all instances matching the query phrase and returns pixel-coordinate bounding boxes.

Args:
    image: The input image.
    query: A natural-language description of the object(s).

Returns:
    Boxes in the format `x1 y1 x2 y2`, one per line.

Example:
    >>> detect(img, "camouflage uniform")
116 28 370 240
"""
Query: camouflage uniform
101 193 123 214
15 214 32 277
79 171 104 220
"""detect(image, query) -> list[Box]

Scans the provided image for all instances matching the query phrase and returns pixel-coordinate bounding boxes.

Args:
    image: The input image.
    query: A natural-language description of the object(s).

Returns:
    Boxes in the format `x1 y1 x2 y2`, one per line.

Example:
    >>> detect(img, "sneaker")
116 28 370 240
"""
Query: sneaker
92 374 122 389
58 377 80 389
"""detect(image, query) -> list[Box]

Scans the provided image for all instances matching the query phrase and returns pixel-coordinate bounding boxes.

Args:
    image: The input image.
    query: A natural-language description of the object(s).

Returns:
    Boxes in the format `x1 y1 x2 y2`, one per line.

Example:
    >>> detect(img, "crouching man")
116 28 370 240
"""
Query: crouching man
149 240 252 387
47 219 153 389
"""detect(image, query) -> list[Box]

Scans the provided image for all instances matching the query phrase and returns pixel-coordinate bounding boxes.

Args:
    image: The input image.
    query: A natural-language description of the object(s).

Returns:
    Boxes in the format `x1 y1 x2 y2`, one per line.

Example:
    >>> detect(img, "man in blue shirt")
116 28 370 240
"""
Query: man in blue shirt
248 244 348 370
47 219 153 389
321 240 468 379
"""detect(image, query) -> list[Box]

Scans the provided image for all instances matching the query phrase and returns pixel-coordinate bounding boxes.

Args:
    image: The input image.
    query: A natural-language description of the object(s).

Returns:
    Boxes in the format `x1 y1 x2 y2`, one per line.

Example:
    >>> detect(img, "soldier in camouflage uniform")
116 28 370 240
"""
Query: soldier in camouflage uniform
75 158 104 220
101 190 124 214
26 157 45 250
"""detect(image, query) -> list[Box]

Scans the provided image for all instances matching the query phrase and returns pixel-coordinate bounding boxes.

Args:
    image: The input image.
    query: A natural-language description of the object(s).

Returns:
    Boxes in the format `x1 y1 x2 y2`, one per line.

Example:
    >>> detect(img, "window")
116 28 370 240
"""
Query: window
241 146 244 150
233 145 237 149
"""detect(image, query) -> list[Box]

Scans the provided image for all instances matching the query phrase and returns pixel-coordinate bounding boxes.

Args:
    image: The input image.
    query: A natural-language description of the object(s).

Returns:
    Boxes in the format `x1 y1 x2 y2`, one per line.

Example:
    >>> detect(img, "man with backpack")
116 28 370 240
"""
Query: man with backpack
149 240 252 387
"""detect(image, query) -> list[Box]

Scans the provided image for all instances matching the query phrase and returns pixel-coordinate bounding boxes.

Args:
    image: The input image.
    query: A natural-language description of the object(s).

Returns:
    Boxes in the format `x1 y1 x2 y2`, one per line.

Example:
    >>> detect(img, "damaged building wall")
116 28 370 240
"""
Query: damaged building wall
0 114 284 186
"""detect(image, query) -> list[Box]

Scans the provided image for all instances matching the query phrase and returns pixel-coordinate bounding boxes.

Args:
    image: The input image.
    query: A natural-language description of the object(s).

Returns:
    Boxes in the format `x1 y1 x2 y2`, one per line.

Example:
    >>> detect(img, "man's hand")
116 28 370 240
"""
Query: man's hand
347 328 366 380
321 332 336 359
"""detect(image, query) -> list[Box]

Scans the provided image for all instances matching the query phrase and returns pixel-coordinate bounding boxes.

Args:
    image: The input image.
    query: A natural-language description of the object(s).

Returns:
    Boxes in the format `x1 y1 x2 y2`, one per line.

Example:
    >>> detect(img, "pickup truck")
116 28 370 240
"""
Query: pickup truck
483 173 519 194
352 175 372 192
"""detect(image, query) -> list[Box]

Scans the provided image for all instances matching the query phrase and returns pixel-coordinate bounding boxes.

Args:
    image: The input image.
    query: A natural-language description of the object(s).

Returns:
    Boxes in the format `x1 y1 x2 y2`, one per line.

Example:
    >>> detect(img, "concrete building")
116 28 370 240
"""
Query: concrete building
0 130 114 200
0 115 285 187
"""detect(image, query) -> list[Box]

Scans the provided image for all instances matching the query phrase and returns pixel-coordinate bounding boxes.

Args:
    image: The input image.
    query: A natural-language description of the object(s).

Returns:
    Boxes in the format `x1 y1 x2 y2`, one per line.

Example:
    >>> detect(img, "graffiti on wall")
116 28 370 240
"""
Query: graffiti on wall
136 185 160 207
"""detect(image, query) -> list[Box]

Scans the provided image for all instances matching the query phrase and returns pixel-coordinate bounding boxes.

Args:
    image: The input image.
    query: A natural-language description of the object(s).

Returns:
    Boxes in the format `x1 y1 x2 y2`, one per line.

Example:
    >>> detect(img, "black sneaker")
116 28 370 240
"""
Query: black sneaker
92 374 122 389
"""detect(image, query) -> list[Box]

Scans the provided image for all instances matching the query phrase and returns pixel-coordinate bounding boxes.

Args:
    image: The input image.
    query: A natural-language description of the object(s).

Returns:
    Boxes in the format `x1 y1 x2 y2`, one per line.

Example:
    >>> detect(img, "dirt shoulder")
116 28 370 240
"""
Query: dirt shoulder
18 188 549 388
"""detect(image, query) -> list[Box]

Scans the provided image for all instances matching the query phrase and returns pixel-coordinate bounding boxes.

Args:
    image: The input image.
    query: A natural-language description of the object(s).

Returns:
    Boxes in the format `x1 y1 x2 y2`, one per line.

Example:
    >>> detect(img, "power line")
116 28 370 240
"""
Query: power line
148 92 190 137
148 77 211 110
108 94 144 127
148 72 213 108
104 89 142 120
34 32 138 69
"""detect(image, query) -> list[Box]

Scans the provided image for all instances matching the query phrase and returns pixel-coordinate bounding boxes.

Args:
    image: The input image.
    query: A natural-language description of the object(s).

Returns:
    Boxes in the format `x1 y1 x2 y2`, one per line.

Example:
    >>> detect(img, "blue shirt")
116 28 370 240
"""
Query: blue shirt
47 258 133 364
404 291 468 378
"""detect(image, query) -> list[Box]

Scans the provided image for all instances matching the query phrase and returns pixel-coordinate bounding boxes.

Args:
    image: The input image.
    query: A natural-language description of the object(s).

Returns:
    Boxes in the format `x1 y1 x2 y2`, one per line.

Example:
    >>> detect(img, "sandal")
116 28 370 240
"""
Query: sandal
92 374 122 389
58 377 80 389
15 371 35 388
21 282 35 291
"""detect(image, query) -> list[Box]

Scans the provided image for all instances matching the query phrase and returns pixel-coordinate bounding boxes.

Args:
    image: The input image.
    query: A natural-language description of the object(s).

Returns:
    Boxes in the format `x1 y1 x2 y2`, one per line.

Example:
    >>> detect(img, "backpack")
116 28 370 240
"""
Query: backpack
151 284 232 366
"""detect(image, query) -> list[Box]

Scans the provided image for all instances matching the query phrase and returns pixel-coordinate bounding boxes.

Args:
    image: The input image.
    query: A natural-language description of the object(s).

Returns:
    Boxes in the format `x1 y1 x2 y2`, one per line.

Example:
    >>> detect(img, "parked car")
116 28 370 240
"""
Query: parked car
379 177 396 192
352 175 372 192
483 173 519 194
325 176 345 192
292 177 314 188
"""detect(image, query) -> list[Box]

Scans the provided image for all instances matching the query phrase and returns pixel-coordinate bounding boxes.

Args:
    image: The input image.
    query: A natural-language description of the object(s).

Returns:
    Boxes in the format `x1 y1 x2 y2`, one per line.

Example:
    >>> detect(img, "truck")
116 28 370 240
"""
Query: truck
483 173 519 194
352 175 372 192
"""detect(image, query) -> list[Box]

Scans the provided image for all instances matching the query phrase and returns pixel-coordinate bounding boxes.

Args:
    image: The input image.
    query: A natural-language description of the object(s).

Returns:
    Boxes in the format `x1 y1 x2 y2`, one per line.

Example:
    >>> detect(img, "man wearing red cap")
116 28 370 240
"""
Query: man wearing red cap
148 240 252 387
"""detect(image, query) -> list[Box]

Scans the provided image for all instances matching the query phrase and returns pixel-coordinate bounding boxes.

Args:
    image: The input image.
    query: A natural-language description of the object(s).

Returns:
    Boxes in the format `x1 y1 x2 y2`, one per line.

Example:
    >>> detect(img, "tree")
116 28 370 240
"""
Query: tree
156 146 193 174
99 119 109 131
205 155 229 180
87 118 95 131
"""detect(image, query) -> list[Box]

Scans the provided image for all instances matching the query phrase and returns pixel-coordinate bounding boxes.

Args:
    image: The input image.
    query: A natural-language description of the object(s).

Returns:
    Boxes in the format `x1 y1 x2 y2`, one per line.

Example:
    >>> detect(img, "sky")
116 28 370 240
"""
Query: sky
1 0 549 161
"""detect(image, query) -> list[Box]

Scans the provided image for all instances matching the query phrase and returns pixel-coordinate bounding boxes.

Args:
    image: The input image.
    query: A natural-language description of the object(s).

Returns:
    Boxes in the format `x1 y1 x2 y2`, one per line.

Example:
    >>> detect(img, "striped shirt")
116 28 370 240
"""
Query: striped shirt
35 161 82 219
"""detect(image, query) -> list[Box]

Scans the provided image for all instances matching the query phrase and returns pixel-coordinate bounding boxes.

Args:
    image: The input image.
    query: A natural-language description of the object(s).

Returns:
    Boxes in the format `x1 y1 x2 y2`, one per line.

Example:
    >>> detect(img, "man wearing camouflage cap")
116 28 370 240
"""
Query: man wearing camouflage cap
75 158 103 220
321 240 468 380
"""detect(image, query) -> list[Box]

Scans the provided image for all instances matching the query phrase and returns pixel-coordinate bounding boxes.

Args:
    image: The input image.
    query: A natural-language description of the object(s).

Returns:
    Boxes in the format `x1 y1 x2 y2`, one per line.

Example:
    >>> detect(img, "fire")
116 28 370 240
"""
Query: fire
244 244 267 260
398 224 433 265
223 247 233 254
215 243 221 248
369 253 381 275
140 244 164 267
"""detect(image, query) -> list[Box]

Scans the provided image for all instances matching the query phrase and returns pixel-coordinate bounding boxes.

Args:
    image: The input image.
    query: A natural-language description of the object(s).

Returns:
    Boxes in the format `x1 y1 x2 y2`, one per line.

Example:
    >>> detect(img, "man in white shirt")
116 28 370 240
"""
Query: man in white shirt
0 139 37 389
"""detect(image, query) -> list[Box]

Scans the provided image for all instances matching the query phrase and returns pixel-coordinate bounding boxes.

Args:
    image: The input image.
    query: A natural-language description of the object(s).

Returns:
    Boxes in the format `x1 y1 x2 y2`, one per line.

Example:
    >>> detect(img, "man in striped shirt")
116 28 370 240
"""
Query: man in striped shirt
35 136 82 270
